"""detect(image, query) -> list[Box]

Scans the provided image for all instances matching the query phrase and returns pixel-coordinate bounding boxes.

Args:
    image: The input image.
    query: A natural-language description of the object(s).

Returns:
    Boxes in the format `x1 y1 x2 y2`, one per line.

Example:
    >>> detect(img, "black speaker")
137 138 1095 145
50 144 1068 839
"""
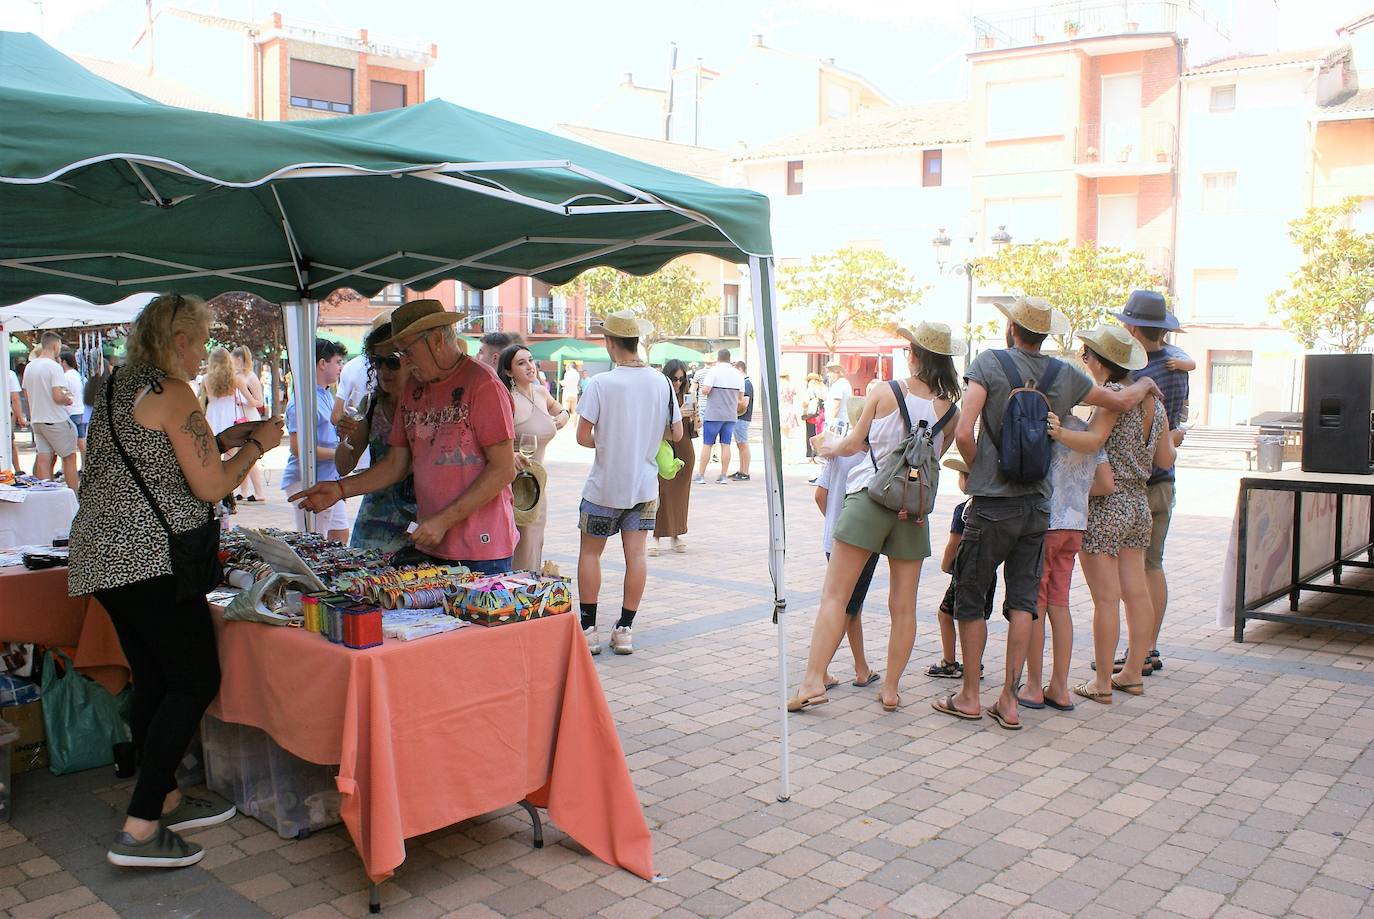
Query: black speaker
1301 353 1374 474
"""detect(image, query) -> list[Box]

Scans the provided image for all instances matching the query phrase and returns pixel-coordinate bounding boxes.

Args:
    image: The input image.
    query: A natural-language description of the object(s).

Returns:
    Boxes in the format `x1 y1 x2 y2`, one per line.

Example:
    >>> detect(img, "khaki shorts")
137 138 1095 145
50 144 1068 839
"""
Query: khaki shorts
1146 480 1175 571
32 420 77 457
833 490 931 562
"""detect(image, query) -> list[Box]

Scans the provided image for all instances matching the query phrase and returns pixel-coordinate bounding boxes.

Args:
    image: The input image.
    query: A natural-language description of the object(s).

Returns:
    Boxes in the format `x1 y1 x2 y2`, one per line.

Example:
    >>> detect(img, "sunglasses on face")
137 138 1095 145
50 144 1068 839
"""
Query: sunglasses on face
673 375 686 383
374 354 402 370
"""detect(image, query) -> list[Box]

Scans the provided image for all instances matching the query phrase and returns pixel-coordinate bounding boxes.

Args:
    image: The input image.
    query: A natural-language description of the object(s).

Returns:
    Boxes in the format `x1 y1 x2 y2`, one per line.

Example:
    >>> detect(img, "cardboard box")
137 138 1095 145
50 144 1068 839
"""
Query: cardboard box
2 700 47 775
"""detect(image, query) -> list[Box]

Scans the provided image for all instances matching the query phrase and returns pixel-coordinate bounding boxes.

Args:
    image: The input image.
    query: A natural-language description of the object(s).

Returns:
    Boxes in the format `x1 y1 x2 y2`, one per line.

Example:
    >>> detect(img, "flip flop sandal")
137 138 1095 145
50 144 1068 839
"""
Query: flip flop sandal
986 706 1022 731
852 671 881 687
1110 677 1145 696
1073 682 1112 705
880 693 902 713
1041 687 1076 712
787 693 829 713
823 678 840 691
931 693 982 721
1014 683 1045 710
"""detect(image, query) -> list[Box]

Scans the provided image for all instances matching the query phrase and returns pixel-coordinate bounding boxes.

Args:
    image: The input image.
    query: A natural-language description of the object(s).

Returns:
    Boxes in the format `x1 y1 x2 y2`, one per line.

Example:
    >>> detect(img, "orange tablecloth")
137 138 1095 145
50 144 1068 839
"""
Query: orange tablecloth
208 610 653 883
0 567 129 693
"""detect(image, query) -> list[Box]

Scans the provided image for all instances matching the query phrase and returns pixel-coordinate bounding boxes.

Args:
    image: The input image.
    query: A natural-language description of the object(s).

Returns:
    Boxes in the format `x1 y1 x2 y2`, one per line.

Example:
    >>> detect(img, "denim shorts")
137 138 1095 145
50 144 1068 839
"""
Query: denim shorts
579 498 657 538
952 495 1049 620
733 419 750 444
702 419 731 445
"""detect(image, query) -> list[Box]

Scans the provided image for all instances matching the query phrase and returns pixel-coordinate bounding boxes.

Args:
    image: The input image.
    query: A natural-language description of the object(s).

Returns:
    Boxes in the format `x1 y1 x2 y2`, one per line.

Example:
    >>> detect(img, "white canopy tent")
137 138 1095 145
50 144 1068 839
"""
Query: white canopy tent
0 293 153 472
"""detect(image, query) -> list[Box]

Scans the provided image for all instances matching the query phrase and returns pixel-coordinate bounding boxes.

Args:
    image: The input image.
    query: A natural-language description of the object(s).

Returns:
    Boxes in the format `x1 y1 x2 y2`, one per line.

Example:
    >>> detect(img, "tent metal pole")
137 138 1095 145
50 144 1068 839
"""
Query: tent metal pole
281 300 319 528
0 325 12 473
748 255 790 802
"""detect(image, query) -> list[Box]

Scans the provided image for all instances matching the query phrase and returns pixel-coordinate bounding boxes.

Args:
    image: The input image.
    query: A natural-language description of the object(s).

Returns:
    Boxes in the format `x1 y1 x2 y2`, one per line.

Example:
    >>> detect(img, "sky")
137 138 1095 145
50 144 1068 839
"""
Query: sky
7 0 1373 136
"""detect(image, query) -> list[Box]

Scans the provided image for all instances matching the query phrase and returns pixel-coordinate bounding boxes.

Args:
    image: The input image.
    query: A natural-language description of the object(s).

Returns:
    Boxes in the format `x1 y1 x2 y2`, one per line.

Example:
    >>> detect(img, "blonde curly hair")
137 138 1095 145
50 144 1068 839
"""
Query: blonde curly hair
125 293 211 379
203 347 237 399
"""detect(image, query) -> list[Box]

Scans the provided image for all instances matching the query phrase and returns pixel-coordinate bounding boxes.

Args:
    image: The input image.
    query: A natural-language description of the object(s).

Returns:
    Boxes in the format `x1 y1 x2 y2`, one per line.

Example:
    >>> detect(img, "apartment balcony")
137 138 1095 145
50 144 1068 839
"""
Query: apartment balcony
1075 121 1175 177
971 0 1228 51
458 308 500 334
684 315 741 339
523 306 569 336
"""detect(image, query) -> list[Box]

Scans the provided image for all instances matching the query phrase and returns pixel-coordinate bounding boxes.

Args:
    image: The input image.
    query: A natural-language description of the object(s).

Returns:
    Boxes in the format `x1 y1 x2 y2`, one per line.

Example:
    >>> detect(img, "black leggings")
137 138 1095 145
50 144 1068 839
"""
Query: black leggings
96 576 221 821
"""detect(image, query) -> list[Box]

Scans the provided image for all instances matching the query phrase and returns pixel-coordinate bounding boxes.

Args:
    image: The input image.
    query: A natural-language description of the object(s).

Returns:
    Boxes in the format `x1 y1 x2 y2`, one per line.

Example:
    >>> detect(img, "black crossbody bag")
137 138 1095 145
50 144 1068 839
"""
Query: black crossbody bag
105 370 222 602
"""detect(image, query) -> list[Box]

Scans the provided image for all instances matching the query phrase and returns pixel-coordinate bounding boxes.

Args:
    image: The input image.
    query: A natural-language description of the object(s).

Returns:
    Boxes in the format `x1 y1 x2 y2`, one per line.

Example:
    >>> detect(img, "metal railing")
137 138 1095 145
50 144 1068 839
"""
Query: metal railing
523 307 568 336
971 0 1229 50
1077 121 1176 167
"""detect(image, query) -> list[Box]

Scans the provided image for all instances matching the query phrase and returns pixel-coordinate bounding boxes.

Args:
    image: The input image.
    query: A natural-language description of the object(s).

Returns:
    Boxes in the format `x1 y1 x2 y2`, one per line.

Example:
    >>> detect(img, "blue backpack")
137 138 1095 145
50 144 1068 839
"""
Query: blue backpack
988 350 1063 483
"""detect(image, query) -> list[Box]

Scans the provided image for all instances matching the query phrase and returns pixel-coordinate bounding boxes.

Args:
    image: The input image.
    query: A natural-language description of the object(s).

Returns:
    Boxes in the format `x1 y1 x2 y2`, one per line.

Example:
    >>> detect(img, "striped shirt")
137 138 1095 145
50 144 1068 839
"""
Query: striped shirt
1132 343 1190 485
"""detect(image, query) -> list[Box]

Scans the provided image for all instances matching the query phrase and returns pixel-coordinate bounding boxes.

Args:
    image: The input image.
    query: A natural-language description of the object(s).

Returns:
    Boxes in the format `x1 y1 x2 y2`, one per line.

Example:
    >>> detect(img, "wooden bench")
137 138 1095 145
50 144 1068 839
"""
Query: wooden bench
1179 426 1260 469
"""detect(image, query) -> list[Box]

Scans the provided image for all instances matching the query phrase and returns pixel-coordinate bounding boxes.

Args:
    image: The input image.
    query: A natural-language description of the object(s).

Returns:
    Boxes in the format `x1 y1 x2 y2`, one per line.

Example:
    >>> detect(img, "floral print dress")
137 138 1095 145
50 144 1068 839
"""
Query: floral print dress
1083 384 1165 557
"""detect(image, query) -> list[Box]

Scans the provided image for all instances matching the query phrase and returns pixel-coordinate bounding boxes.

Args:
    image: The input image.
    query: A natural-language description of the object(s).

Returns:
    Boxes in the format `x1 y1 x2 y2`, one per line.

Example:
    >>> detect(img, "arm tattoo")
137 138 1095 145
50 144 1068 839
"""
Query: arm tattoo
181 412 214 467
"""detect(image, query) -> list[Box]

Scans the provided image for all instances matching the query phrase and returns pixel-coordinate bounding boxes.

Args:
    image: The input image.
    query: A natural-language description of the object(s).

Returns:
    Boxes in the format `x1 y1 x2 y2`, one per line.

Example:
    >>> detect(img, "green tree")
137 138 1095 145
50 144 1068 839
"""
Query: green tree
553 264 718 349
977 240 1166 352
1269 197 1374 353
778 246 919 358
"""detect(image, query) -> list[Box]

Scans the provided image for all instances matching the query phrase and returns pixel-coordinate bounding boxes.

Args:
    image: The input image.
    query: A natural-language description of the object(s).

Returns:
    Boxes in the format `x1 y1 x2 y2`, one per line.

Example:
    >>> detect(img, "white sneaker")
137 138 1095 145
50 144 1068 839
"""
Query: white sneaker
647 539 660 557
671 537 686 553
716 475 729 484
691 474 705 484
610 625 634 655
583 625 601 655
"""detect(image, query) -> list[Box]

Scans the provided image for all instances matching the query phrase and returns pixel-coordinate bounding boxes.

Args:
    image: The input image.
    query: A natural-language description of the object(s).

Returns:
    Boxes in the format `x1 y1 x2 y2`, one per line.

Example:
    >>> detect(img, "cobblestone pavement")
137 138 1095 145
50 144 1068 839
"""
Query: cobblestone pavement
4 443 1372 919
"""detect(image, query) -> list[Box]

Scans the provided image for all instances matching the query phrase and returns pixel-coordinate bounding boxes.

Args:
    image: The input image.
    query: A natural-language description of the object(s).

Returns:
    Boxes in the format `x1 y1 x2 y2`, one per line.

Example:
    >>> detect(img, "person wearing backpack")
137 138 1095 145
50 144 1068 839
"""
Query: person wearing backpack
939 298 1160 730
789 321 962 715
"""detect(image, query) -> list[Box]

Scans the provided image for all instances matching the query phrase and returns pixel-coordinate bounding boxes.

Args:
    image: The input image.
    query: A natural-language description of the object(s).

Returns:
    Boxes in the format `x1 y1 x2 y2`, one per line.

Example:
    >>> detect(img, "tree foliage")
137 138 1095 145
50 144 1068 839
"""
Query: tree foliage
977 241 1167 353
778 246 919 358
1269 197 1374 353
553 264 717 348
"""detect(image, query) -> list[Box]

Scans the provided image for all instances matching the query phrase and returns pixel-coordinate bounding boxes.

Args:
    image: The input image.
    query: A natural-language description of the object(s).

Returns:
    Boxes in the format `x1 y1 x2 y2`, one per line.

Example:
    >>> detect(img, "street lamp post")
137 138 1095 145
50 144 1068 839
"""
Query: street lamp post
932 225 1011 370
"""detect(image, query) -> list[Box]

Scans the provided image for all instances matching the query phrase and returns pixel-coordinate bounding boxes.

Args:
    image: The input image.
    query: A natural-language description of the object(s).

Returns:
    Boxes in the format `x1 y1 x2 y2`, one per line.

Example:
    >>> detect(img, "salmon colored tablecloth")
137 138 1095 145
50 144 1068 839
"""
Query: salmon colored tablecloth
208 609 653 883
0 567 130 693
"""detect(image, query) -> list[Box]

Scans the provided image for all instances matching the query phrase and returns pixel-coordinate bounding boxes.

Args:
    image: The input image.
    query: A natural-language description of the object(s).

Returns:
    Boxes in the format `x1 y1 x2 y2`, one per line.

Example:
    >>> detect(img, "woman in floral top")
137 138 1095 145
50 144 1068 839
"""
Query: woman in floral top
335 322 417 553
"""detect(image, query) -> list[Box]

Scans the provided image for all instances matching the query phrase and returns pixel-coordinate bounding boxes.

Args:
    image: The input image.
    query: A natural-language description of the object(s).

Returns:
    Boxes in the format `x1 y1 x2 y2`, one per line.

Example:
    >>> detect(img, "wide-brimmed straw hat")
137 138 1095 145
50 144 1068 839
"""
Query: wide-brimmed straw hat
995 297 1069 336
824 361 844 372
894 321 967 357
1078 324 1147 371
1113 289 1180 331
588 310 653 339
943 456 970 475
512 461 548 528
806 372 822 382
379 299 459 348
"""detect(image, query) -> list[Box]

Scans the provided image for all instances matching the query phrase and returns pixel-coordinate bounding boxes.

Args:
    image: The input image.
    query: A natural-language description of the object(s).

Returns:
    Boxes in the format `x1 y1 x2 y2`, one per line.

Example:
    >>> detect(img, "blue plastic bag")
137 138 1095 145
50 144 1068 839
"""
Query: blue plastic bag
40 649 124 775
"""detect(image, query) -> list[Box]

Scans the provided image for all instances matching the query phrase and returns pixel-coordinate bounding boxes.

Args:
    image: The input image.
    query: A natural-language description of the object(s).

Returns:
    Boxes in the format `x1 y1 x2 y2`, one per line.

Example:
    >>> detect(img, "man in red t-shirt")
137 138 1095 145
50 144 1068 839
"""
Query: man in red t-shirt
291 300 518 573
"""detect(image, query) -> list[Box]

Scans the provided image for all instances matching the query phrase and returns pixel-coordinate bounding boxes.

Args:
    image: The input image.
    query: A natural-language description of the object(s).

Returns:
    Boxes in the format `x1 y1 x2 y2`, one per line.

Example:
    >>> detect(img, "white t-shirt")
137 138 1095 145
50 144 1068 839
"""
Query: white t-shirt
817 453 866 556
64 368 85 415
22 357 70 423
579 366 681 509
700 361 745 422
827 378 851 429
6 370 18 396
337 355 369 412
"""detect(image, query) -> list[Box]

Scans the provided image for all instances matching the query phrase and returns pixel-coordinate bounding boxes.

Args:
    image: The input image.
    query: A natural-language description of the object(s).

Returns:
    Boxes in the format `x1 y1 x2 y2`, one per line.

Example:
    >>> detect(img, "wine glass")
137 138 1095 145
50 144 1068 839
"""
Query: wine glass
518 434 538 461
341 394 365 450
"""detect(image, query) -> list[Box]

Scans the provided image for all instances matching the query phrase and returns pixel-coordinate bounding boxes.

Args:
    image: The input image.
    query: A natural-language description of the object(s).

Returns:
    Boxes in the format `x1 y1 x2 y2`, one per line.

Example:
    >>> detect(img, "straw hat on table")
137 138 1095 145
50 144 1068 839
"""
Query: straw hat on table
1078 324 1147 372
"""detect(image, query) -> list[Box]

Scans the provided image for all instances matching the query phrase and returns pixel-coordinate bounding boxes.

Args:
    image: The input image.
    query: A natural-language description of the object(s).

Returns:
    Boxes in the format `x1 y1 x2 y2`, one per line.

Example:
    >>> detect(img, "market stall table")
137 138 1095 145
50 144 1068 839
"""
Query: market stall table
1219 468 1374 640
0 566 128 692
208 607 653 903
0 486 78 548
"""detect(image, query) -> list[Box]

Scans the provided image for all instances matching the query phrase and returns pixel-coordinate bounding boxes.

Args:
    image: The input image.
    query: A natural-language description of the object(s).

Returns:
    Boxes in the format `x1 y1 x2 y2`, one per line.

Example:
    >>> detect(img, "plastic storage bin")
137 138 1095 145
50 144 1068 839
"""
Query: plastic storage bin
201 715 341 839
0 719 18 822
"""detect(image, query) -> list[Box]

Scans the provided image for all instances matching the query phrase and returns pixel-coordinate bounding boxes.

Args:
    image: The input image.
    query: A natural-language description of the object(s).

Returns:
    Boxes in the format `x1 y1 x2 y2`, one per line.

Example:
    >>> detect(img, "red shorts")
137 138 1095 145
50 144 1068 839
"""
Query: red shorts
1037 529 1083 608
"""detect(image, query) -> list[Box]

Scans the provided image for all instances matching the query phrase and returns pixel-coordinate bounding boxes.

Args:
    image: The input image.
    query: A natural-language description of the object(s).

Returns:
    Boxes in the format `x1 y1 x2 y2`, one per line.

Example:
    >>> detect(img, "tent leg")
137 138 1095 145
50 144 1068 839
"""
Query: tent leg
281 300 320 528
0 325 12 473
748 255 790 803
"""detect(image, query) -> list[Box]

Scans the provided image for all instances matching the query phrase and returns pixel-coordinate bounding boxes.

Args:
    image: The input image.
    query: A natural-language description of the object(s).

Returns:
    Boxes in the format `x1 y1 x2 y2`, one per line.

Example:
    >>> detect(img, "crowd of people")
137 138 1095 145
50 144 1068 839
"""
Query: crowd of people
791 291 1192 731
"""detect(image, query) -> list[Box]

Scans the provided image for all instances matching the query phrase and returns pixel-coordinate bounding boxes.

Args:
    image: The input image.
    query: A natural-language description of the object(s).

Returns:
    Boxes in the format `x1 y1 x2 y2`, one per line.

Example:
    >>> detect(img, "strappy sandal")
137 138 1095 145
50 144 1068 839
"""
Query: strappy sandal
925 659 963 679
1110 676 1144 696
1073 682 1112 705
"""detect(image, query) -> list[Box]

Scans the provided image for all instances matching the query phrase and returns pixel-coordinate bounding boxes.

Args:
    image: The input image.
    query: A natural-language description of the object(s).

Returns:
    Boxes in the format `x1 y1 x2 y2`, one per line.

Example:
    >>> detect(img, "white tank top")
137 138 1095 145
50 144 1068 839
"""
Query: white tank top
846 380 944 495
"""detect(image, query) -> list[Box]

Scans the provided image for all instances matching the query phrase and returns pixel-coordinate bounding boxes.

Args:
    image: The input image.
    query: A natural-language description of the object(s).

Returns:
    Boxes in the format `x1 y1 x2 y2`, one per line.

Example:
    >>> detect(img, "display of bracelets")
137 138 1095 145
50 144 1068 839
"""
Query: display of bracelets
335 565 477 613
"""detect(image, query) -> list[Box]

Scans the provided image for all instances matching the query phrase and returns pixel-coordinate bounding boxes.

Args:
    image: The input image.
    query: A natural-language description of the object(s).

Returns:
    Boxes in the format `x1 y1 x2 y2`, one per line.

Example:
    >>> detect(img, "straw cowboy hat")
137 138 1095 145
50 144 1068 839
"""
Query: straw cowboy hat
1113 289 1180 331
995 296 1069 336
588 310 654 339
943 456 970 475
379 299 459 348
824 361 844 372
1078 324 1147 371
894 321 968 357
512 460 548 528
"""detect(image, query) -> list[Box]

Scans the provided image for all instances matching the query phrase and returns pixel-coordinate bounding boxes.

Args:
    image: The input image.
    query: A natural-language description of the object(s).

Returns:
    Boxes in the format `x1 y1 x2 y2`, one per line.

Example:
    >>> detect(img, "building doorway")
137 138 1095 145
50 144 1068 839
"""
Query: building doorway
1208 350 1253 426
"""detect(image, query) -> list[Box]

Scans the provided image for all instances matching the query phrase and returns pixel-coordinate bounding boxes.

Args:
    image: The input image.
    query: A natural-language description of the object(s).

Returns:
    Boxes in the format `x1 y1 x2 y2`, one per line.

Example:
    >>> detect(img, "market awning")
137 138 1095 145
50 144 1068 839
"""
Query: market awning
648 342 708 364
0 293 152 332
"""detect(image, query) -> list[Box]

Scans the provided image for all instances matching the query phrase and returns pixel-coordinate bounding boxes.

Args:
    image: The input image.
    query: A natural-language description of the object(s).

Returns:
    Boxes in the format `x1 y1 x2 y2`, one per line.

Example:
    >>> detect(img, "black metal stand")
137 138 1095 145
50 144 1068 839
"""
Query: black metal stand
364 800 543 913
1234 475 1374 642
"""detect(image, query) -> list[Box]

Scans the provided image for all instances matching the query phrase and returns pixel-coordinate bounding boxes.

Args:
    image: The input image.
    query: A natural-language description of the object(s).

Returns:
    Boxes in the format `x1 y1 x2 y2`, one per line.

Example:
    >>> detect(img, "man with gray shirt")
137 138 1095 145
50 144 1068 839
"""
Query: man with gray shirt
937 297 1158 730
22 332 78 485
693 349 744 485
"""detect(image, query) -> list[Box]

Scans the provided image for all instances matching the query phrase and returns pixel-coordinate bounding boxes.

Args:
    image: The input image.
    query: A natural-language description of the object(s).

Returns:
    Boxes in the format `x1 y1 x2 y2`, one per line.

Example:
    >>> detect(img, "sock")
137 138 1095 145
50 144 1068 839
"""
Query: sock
580 602 598 631
616 608 637 629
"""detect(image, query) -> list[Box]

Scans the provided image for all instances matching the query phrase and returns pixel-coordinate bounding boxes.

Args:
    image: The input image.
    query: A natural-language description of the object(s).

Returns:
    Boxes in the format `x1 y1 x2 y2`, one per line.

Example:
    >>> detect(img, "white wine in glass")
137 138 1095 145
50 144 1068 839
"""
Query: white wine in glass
518 433 538 460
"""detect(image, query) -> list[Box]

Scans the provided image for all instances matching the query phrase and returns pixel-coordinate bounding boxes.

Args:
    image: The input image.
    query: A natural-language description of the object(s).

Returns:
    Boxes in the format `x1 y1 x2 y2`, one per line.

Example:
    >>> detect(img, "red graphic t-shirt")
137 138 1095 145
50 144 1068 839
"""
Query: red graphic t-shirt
389 356 516 561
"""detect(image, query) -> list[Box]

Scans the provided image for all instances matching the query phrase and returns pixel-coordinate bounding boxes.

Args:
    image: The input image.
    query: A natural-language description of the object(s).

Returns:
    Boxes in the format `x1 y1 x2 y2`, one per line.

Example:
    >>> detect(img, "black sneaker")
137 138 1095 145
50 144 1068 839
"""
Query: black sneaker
107 825 204 868
730 472 751 481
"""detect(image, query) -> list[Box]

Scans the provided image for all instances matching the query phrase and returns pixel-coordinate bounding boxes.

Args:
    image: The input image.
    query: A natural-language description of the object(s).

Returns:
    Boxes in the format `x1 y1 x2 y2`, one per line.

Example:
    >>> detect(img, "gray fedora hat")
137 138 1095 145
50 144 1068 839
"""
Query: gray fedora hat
1113 290 1180 331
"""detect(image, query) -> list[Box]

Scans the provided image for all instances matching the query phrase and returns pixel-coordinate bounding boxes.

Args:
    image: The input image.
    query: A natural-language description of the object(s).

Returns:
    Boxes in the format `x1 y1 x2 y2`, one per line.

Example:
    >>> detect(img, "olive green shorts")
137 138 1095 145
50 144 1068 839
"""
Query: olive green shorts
833 490 932 562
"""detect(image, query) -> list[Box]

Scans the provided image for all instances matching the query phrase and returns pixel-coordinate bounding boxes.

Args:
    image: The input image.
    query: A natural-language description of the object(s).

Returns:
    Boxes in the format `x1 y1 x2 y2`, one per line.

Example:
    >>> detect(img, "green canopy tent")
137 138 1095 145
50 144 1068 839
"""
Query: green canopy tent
0 33 797 801
526 337 607 364
647 342 706 365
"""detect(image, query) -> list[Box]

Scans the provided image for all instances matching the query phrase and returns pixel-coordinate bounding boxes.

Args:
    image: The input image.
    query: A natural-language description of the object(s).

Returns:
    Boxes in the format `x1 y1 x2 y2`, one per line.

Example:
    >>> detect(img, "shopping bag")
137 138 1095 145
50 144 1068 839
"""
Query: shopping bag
40 649 124 775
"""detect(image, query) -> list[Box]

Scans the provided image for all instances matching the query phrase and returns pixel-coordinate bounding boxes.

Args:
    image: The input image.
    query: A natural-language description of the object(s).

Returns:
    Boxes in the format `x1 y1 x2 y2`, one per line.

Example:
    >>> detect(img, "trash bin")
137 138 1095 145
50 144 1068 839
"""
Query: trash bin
1256 434 1284 473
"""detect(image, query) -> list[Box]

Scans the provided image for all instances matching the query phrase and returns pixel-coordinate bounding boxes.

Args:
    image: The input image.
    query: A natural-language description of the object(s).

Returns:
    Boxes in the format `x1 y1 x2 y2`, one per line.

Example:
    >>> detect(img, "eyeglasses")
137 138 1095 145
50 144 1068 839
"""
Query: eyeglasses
170 294 185 320
391 332 428 361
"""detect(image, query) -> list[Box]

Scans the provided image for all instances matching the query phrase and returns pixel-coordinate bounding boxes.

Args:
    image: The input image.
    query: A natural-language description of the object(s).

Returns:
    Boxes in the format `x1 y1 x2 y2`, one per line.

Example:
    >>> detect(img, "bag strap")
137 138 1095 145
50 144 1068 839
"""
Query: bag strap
991 350 1024 390
105 370 212 536
888 380 914 434
1036 358 1064 395
930 402 958 438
